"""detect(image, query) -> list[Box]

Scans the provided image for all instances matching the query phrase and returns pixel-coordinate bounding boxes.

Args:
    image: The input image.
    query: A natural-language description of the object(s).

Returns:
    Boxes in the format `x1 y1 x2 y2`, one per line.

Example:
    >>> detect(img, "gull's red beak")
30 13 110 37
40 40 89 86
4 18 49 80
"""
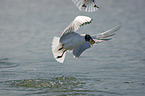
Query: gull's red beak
89 39 95 45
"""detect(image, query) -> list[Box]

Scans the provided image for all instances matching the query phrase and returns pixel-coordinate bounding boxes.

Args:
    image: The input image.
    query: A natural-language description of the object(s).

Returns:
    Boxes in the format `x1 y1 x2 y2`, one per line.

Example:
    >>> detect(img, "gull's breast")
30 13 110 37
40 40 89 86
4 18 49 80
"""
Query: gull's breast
62 35 85 50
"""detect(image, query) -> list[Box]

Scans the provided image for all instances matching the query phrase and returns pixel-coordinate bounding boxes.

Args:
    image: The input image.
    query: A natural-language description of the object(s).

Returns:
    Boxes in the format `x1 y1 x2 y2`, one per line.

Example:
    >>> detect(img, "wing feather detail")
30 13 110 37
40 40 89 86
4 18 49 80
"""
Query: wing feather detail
92 23 121 44
62 16 93 35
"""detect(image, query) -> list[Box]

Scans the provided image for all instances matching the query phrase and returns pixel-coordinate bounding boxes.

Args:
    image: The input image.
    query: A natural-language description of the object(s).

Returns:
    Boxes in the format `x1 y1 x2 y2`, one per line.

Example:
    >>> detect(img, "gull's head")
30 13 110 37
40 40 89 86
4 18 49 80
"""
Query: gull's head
85 34 95 45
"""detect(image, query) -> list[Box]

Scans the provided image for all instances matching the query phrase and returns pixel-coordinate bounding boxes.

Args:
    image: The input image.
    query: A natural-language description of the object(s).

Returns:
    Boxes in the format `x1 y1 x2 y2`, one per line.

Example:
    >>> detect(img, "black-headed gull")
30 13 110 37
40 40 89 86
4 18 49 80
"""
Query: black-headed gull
72 0 99 12
52 16 121 63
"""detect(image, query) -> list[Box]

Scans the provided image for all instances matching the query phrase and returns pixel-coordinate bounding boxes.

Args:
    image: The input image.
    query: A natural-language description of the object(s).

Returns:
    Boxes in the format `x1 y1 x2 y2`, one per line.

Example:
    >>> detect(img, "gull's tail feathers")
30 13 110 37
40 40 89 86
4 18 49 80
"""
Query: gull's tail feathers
92 23 121 44
52 36 66 63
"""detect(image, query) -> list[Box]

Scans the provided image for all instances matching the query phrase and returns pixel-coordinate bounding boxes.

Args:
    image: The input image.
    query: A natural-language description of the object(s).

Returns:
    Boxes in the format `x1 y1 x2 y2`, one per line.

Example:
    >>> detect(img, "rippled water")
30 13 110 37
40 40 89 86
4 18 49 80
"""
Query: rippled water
0 0 145 96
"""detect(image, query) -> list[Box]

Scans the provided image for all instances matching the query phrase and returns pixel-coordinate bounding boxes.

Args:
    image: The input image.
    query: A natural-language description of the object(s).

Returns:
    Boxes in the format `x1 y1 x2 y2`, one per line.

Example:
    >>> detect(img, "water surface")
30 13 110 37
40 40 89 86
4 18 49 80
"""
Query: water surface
0 0 145 96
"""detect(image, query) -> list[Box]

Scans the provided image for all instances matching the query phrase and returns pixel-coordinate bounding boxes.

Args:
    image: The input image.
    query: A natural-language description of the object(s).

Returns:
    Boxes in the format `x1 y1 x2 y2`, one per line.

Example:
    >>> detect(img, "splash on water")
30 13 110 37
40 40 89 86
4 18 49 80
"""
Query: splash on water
7 76 85 90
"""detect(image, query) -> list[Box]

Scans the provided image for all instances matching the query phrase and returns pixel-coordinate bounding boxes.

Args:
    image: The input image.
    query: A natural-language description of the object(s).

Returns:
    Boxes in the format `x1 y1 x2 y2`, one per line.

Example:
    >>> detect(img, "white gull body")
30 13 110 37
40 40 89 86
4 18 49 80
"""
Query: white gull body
72 0 99 12
52 16 121 63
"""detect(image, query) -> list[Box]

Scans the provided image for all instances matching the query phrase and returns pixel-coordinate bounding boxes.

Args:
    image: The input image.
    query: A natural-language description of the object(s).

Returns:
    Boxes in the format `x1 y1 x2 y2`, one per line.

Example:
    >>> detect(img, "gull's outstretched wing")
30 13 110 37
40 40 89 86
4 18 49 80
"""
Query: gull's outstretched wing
73 41 91 57
72 0 99 12
62 16 92 35
72 24 121 57
92 23 121 44
60 16 92 43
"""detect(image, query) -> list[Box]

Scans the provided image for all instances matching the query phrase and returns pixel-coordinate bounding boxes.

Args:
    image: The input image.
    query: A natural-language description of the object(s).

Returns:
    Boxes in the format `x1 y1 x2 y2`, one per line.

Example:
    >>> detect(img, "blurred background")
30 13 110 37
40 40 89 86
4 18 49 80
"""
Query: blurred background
0 0 145 96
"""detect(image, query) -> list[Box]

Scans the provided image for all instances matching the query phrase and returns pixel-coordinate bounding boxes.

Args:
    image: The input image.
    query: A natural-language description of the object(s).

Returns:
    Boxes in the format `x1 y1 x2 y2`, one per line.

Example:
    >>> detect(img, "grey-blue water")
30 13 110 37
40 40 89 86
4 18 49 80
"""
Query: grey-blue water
0 0 145 96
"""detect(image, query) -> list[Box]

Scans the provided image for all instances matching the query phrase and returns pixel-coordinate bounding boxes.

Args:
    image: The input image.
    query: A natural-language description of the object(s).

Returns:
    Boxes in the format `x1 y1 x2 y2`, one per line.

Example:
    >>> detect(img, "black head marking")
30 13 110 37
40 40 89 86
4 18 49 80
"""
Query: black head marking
85 34 92 41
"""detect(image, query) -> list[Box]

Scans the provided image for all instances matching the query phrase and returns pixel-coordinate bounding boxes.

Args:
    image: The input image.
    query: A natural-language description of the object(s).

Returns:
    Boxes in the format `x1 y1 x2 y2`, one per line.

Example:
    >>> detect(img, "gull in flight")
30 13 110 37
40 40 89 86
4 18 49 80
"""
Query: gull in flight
72 0 99 12
52 16 121 63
